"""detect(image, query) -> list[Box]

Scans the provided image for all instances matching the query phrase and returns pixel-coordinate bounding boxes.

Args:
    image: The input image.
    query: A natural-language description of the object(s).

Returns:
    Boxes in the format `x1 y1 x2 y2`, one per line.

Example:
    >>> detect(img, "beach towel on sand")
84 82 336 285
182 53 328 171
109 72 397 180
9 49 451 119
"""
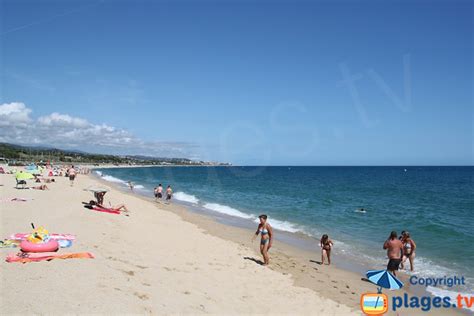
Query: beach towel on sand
9 233 76 241
6 252 94 263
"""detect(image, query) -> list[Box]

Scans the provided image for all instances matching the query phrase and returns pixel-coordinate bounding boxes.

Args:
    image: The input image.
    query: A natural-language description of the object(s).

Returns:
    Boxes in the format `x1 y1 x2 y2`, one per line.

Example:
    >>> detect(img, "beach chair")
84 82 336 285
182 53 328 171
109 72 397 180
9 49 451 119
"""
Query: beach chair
15 179 27 189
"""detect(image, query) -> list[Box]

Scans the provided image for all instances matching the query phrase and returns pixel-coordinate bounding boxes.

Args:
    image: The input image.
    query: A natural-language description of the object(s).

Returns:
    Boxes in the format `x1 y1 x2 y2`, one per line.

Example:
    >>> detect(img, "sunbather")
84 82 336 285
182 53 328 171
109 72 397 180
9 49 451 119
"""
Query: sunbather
31 184 49 190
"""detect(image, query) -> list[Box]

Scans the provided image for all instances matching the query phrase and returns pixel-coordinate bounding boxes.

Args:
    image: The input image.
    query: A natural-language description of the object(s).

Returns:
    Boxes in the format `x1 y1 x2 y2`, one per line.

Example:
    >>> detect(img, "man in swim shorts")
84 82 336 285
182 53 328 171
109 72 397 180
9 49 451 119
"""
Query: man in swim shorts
68 166 76 187
154 184 163 201
166 185 172 201
383 231 404 276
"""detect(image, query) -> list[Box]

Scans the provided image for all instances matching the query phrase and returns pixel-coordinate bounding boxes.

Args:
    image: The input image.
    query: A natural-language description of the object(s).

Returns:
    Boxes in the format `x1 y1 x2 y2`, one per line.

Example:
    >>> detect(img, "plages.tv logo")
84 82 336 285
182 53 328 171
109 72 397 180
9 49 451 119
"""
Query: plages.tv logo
360 292 388 315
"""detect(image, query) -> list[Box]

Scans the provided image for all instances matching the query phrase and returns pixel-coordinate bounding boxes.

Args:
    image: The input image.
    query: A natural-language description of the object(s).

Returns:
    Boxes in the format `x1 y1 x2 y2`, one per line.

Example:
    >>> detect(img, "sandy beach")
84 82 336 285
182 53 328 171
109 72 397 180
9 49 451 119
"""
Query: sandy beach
0 168 466 315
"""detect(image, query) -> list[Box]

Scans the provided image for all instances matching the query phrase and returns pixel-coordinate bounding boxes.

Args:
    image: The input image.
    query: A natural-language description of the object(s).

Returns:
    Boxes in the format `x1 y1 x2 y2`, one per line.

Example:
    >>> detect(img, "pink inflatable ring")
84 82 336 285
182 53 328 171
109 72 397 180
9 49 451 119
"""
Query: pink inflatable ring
20 239 59 253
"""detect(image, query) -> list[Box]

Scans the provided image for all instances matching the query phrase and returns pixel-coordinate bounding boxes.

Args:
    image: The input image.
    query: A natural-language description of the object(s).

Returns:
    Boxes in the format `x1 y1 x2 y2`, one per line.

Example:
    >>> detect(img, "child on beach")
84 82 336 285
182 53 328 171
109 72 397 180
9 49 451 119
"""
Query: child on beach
127 181 134 191
252 214 273 265
320 234 333 265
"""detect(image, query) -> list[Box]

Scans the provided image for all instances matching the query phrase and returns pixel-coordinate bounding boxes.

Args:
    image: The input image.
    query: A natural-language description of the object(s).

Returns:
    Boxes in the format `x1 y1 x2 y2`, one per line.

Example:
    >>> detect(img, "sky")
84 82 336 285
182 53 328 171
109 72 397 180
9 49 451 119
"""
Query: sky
0 0 472 165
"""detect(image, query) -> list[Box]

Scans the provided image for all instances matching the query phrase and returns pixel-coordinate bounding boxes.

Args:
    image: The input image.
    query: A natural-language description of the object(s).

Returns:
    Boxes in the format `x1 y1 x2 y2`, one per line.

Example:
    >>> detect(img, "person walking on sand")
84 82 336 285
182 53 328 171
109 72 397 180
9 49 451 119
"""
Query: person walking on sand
383 231 404 276
166 185 172 201
320 234 334 265
401 232 416 272
252 214 273 265
68 165 76 187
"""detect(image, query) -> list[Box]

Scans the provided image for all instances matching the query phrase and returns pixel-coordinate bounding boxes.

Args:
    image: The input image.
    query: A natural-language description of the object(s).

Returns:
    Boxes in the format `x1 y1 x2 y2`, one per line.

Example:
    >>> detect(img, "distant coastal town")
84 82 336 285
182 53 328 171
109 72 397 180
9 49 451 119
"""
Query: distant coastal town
0 143 231 167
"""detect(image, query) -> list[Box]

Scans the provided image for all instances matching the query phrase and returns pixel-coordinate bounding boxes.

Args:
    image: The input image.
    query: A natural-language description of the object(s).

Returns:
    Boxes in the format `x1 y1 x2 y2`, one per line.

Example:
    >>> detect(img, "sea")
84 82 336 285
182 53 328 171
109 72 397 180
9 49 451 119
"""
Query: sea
94 166 473 301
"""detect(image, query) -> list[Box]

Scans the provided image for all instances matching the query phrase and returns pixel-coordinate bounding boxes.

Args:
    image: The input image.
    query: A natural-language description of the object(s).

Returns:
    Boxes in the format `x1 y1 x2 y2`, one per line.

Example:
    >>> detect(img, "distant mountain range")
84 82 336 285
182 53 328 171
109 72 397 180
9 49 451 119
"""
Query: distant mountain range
0 143 230 166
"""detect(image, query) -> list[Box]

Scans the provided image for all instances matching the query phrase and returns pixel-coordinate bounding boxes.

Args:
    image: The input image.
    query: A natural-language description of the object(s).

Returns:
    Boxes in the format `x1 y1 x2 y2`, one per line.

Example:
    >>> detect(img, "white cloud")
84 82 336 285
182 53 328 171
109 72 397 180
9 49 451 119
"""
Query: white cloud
38 113 89 128
0 102 198 158
0 102 32 127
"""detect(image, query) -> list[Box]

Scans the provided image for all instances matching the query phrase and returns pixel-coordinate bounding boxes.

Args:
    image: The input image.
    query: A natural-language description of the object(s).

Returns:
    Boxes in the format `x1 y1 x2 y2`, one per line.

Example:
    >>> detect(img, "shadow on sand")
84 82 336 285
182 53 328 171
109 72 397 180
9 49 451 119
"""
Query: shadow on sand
243 256 264 265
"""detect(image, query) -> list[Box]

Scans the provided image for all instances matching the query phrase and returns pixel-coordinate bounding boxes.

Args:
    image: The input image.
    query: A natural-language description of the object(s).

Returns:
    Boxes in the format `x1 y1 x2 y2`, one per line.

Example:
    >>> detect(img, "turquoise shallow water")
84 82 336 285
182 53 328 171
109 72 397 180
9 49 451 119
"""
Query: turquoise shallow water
96 166 473 295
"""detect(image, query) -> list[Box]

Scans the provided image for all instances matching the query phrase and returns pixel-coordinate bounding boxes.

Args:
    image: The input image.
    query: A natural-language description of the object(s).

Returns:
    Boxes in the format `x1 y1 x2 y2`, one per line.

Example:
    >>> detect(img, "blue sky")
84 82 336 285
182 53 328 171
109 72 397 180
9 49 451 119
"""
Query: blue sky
1 0 472 165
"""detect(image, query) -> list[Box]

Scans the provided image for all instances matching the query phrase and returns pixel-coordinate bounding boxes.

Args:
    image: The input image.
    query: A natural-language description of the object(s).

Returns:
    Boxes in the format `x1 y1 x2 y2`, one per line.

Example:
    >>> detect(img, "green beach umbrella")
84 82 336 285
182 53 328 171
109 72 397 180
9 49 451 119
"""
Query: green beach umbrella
15 171 34 180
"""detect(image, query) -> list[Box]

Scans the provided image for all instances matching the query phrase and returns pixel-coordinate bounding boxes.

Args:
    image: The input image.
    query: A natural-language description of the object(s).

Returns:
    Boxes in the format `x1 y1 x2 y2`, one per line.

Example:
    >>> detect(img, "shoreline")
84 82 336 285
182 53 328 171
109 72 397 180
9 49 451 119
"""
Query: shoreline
90 170 468 315
0 169 358 314
0 165 468 315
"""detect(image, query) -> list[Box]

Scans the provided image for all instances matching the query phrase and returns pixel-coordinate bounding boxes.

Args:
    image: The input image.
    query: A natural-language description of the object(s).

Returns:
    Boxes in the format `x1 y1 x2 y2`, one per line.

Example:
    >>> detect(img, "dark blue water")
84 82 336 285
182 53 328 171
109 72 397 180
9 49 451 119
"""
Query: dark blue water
96 166 474 294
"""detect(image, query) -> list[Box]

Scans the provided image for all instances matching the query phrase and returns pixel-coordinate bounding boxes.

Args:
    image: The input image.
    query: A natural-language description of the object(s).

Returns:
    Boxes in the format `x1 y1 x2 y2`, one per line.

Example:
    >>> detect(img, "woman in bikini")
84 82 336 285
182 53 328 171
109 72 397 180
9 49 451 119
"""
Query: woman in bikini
252 214 273 265
401 232 416 271
320 234 334 265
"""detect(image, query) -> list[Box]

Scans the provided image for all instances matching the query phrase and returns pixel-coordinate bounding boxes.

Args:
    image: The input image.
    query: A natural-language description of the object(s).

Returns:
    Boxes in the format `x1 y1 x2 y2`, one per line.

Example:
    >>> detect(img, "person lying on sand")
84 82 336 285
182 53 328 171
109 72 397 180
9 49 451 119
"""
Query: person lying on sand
320 234 333 265
105 203 130 213
84 200 130 213
252 214 273 265
31 184 49 190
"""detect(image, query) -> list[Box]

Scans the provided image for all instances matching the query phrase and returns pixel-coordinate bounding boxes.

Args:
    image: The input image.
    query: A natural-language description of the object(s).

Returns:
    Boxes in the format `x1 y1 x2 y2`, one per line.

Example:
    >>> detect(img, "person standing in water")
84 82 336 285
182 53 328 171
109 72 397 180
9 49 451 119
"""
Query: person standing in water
127 181 134 192
68 165 76 187
320 234 334 265
252 214 273 265
157 184 163 199
166 185 173 201
383 231 404 276
401 232 416 271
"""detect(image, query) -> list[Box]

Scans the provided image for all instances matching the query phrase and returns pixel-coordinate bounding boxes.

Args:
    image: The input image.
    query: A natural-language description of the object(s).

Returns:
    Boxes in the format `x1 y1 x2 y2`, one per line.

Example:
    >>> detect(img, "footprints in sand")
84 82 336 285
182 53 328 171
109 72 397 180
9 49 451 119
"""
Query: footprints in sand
122 270 135 276
102 255 154 308
134 292 149 300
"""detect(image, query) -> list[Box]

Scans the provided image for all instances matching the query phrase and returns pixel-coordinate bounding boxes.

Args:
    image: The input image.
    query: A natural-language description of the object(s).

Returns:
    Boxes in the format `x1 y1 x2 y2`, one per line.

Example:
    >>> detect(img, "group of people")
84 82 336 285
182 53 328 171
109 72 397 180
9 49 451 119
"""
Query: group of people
153 184 173 202
384 230 417 276
252 216 417 276
252 215 334 266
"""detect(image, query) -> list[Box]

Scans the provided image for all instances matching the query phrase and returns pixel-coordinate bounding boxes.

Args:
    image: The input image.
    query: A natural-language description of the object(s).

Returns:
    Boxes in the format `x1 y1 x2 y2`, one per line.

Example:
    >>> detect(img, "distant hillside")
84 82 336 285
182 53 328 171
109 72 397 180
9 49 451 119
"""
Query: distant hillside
0 143 229 166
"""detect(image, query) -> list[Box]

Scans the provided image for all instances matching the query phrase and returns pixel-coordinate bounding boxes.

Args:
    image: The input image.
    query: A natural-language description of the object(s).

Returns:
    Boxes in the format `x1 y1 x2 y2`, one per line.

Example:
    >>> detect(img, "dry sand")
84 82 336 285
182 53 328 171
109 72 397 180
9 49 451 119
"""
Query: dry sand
0 169 465 315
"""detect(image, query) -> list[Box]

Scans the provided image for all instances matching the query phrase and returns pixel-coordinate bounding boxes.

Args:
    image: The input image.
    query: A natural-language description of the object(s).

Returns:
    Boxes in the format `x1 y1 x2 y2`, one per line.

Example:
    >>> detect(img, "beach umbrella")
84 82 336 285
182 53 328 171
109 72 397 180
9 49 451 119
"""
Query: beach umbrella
366 270 404 291
15 171 34 180
86 186 109 193
366 269 403 311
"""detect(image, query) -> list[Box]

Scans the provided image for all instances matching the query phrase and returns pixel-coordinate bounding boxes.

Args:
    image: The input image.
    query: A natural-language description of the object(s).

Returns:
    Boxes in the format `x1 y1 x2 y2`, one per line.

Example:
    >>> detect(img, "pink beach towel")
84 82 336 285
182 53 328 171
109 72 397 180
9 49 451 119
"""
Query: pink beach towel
6 252 94 263
9 233 76 241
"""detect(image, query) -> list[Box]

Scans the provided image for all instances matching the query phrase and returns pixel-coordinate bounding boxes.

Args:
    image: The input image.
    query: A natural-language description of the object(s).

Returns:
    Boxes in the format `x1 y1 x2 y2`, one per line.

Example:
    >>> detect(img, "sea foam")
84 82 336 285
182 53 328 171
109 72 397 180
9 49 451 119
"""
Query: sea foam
174 192 200 204
203 202 254 219
253 217 302 233
102 175 127 184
